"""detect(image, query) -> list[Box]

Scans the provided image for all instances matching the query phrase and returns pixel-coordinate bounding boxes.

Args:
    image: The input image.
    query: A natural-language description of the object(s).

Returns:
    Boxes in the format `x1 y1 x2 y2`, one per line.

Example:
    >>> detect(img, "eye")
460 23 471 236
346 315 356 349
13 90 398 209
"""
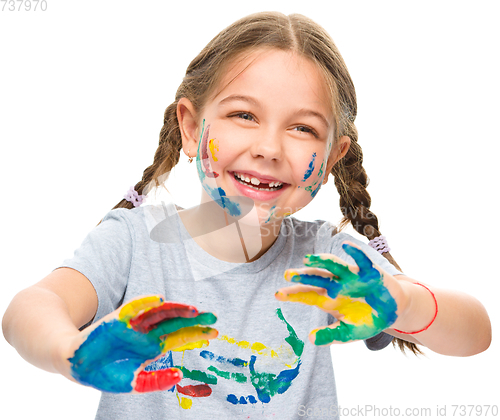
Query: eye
232 112 255 122
293 125 319 138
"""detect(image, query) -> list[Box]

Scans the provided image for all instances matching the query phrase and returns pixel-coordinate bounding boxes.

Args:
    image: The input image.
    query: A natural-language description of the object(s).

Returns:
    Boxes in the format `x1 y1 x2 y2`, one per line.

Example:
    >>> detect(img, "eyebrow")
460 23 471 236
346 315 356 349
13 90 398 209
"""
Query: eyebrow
218 94 330 129
218 94 260 107
295 108 330 129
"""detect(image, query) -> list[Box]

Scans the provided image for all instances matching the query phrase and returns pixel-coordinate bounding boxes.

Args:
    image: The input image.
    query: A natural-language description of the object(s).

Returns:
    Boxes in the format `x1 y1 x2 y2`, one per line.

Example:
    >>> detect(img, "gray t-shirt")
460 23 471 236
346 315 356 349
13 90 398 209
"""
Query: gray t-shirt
56 203 402 420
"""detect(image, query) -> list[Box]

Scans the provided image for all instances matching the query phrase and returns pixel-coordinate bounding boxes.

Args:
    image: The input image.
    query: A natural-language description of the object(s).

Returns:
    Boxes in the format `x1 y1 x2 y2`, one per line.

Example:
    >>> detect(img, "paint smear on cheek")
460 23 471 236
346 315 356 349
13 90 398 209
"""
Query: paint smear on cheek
209 138 219 161
302 152 316 181
304 158 326 199
196 121 241 217
200 123 219 178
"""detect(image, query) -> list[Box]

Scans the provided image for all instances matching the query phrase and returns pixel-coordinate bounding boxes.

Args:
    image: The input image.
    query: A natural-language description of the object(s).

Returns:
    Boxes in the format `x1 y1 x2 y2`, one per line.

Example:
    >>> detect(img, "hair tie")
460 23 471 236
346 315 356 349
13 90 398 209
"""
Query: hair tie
124 186 147 207
368 235 390 254
394 282 438 334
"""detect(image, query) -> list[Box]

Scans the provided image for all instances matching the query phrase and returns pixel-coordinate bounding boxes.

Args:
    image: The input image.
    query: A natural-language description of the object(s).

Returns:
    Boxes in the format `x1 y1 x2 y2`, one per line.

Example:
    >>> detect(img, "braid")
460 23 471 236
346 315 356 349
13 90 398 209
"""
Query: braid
332 118 422 355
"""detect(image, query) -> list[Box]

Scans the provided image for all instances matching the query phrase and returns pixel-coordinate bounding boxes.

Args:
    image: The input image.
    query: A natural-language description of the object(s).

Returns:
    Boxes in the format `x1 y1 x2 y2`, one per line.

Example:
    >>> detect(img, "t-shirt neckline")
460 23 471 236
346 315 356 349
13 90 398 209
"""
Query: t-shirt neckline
174 208 288 274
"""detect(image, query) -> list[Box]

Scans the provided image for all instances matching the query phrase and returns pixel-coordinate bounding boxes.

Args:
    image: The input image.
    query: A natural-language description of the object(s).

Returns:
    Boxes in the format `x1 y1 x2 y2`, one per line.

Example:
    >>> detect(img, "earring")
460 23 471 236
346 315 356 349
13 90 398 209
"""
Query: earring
187 150 193 164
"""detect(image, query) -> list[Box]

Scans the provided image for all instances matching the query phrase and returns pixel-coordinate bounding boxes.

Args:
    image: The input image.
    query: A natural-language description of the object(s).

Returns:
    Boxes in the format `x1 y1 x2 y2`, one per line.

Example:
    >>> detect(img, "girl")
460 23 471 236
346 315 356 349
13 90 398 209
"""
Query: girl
2 11 491 420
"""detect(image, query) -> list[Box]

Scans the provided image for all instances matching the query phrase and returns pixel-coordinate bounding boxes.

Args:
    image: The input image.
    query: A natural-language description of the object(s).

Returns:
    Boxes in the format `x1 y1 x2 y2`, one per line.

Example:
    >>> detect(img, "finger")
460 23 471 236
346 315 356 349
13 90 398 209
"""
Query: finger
284 268 342 297
303 254 358 282
276 284 328 295
341 242 379 279
275 288 338 312
161 326 219 352
310 319 379 346
284 266 332 280
118 295 165 324
130 302 199 333
149 312 217 340
133 367 183 393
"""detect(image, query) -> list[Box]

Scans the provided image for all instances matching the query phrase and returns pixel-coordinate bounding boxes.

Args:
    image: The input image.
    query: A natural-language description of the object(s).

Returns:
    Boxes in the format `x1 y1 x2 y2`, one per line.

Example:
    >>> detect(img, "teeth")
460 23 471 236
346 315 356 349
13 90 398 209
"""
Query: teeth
234 172 283 188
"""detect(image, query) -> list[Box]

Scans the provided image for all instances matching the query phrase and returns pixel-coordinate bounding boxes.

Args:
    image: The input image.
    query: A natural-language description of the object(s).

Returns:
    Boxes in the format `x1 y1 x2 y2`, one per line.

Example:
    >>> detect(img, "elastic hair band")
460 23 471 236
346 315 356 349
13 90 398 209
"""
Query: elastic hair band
124 186 147 207
368 235 390 254
393 282 438 334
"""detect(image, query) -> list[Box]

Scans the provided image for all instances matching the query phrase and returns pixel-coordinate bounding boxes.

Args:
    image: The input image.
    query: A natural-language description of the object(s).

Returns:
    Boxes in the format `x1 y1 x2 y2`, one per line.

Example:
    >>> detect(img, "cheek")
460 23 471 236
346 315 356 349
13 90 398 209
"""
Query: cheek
208 138 220 162
196 121 219 178
301 152 317 182
297 150 328 199
199 122 239 170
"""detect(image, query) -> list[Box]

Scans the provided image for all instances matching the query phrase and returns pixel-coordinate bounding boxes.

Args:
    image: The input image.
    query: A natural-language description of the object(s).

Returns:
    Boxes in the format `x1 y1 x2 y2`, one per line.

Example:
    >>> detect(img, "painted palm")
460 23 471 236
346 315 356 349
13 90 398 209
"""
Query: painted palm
277 242 398 345
68 296 218 393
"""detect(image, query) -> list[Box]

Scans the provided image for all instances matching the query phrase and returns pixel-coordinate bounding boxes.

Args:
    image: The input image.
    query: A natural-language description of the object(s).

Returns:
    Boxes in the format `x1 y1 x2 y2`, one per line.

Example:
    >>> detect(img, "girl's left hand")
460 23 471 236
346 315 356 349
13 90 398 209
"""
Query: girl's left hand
275 241 407 346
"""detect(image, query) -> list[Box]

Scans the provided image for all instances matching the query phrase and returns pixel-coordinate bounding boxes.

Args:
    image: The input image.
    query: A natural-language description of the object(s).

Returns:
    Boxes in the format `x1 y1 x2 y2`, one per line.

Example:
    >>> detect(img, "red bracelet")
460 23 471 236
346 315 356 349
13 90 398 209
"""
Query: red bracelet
393 282 438 334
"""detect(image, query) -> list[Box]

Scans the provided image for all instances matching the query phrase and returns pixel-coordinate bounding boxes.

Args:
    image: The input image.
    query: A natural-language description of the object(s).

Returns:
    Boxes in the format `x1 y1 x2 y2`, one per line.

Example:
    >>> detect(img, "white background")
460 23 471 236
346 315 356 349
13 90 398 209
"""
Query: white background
1 1 499 419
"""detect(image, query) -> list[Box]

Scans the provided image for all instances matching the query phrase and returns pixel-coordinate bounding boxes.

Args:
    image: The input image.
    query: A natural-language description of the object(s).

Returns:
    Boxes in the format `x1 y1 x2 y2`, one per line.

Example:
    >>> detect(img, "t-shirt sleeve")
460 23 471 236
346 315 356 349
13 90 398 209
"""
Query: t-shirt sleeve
53 208 134 327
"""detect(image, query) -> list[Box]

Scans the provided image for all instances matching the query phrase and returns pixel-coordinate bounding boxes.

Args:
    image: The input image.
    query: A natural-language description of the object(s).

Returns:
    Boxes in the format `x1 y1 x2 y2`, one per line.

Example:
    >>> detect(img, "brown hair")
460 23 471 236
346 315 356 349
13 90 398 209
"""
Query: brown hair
106 11 420 354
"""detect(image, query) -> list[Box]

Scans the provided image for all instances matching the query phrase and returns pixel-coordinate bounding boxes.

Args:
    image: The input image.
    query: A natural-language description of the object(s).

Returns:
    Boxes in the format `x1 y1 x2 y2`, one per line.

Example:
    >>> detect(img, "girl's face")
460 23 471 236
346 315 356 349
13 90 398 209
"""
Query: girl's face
182 49 349 225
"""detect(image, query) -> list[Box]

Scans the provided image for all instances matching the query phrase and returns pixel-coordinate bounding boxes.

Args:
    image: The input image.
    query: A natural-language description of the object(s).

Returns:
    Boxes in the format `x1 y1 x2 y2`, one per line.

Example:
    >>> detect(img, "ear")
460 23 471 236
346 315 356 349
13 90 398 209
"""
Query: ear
177 97 199 160
323 136 351 185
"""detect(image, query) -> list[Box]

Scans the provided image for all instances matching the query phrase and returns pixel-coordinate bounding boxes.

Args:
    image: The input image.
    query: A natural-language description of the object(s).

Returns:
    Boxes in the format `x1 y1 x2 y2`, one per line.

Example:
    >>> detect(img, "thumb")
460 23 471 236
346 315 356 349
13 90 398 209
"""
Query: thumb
133 367 183 393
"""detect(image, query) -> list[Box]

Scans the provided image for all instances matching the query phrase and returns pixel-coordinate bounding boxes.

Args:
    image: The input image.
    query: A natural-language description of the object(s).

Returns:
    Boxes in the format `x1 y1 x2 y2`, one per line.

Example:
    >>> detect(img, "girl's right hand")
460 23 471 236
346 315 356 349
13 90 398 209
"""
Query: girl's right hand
61 295 218 393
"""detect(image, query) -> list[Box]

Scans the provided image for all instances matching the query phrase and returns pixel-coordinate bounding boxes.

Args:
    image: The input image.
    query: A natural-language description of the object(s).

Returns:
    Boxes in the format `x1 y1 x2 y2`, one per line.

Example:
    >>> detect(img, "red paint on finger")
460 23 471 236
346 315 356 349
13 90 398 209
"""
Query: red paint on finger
134 368 183 393
176 384 212 397
130 302 199 333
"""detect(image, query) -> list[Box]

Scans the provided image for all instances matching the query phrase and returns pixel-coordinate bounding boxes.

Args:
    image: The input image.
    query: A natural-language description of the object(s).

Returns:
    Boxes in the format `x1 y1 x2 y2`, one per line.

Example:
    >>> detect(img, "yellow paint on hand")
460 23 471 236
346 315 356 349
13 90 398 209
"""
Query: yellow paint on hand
280 291 337 312
284 270 300 281
171 339 209 352
280 291 374 326
335 296 374 326
118 295 164 325
161 327 215 352
209 138 219 161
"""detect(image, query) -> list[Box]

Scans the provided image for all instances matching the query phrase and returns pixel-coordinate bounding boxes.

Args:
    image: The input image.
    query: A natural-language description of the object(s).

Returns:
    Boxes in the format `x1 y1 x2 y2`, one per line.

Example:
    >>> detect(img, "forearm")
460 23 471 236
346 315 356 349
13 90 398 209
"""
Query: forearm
388 280 491 356
2 286 80 378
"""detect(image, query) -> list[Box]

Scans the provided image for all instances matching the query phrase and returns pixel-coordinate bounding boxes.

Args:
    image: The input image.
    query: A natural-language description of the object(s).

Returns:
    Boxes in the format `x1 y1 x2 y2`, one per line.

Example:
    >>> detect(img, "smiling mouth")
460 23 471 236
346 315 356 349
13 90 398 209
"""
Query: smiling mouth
232 172 285 191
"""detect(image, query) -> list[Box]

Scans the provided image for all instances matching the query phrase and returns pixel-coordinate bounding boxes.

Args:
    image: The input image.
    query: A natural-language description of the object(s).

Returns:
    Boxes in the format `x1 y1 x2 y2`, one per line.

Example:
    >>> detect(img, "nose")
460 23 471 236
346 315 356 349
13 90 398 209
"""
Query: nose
249 127 283 161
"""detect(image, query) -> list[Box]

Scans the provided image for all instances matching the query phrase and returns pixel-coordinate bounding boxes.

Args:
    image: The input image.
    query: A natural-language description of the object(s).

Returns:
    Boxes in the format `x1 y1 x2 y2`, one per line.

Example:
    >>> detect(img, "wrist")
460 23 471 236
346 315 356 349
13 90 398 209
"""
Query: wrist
391 281 438 334
49 329 81 380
